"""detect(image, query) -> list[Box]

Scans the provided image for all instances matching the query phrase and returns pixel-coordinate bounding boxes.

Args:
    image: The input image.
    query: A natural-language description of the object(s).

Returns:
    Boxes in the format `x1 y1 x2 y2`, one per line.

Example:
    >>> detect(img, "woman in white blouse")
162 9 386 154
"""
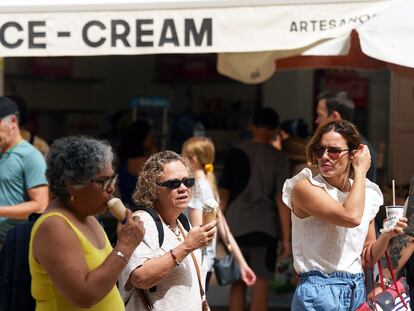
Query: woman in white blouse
282 120 407 310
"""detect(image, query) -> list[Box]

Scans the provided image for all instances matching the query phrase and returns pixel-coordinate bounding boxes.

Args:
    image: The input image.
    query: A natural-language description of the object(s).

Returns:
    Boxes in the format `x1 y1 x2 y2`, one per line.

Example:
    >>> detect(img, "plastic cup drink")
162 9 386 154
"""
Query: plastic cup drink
202 199 219 225
107 198 127 223
384 205 404 229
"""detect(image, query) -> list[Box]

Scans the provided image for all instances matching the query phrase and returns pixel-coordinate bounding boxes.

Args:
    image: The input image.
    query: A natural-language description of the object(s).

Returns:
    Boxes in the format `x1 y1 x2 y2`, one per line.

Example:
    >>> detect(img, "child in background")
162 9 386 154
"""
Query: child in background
182 137 256 291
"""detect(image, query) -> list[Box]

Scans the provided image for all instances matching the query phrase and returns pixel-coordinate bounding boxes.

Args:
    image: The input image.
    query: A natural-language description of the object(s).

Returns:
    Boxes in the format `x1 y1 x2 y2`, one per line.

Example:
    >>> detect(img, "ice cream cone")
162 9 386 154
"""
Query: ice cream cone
202 199 219 225
107 198 127 223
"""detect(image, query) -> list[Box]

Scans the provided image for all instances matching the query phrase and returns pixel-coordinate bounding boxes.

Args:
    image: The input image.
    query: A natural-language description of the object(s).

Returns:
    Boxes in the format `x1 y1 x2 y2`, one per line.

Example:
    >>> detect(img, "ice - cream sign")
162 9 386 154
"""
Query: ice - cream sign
0 15 213 56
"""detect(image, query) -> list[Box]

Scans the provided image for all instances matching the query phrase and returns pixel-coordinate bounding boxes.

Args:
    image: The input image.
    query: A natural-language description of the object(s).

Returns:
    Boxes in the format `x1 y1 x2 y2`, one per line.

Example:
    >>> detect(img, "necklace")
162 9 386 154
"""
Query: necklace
158 212 183 241
167 225 181 237
167 224 182 241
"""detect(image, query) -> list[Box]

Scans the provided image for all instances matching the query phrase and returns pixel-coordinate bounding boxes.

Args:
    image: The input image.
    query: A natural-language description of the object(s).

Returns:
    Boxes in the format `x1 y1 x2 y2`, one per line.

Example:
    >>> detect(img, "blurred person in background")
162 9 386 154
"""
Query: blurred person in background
7 94 50 157
279 118 309 176
219 107 290 311
117 119 156 205
29 136 145 310
182 136 256 290
315 91 376 182
0 96 48 246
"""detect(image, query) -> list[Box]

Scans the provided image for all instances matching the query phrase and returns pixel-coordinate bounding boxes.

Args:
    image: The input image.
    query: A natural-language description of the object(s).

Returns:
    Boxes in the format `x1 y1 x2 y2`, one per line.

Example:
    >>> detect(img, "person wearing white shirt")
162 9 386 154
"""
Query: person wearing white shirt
282 120 407 310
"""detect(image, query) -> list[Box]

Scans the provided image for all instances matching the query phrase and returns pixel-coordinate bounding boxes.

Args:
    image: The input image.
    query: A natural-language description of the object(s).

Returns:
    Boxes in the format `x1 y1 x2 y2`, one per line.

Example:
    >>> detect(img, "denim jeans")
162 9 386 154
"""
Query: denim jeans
292 270 366 311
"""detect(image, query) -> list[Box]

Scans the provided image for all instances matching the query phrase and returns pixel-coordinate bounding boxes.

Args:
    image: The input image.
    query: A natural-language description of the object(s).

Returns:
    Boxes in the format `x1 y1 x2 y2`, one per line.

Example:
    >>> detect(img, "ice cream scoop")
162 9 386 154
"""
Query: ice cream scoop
107 198 127 223
202 198 219 225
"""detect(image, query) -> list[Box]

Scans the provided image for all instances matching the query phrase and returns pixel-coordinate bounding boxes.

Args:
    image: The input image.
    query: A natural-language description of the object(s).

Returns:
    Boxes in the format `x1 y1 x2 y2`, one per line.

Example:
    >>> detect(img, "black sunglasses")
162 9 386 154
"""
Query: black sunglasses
312 146 350 160
157 177 195 190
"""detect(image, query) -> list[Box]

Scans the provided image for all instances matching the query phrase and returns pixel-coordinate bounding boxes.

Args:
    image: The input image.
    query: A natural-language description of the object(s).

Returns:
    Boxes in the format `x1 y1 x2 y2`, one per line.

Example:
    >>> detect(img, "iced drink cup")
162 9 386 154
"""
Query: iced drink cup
202 199 219 225
384 205 404 230
107 198 127 223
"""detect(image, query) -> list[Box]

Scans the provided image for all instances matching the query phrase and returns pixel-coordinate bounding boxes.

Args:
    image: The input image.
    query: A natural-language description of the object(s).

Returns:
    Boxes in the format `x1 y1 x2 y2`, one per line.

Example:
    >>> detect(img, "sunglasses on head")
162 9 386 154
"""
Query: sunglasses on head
312 146 351 160
157 177 195 190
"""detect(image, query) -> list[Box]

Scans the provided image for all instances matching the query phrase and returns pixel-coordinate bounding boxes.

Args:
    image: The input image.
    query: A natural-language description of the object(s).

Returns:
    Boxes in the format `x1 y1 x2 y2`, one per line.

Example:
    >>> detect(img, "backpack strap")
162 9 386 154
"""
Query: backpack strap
131 205 191 247
131 204 164 247
0 220 37 310
178 213 190 232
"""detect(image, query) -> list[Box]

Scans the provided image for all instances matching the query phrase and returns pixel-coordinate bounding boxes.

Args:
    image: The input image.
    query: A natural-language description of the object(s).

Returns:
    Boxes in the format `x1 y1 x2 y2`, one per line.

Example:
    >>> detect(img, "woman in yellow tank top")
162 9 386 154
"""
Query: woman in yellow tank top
29 136 145 310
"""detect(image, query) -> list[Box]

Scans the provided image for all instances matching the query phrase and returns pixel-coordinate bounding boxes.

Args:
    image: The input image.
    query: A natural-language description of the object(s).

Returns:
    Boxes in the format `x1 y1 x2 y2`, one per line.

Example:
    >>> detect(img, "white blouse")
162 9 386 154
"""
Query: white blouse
119 211 204 311
282 168 383 275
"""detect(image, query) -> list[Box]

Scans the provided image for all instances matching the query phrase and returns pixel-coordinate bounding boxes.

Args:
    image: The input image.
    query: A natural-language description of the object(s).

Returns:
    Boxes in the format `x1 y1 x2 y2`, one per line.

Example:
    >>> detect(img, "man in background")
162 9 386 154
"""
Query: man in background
7 95 49 157
219 107 290 311
315 91 377 181
0 96 48 245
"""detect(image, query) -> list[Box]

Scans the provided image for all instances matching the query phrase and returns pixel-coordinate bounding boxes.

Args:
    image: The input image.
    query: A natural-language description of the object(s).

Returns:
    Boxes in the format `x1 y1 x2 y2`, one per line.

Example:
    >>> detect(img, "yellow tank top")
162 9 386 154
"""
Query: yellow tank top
29 212 124 311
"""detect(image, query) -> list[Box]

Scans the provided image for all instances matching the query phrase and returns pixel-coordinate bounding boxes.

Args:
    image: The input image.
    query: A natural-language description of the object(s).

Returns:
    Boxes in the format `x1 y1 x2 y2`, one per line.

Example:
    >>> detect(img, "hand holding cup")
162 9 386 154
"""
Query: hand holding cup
380 205 407 235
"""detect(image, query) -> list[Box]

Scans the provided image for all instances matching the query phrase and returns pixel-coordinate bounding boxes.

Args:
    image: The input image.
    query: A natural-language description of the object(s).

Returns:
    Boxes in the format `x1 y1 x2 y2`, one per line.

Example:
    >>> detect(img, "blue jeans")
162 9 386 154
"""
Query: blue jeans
292 270 366 311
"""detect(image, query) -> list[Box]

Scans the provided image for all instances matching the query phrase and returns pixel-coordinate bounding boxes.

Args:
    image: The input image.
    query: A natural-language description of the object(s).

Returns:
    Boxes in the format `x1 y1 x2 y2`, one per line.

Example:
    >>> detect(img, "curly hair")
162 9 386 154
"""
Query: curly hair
46 136 114 199
132 150 190 209
306 120 361 166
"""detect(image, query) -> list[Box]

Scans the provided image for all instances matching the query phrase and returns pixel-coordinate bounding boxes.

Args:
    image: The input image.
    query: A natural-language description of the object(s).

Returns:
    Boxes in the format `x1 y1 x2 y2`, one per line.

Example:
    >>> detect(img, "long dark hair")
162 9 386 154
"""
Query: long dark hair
306 120 361 165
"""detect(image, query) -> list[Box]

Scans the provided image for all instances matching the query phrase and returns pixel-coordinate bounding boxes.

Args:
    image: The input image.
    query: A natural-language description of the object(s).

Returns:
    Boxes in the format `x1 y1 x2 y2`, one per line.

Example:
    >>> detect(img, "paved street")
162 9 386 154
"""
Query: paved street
207 281 293 310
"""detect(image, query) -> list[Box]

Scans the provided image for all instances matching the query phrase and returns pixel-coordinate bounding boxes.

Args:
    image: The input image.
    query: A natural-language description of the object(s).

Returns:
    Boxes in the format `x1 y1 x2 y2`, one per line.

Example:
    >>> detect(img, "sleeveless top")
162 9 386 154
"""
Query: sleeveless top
29 212 124 310
282 168 383 274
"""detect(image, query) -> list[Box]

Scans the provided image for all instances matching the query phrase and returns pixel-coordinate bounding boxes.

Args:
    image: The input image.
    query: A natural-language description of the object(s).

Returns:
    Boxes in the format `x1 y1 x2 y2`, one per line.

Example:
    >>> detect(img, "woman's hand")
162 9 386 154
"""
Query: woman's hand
381 217 408 240
352 144 371 175
183 220 217 251
278 240 292 260
117 209 145 250
239 263 256 287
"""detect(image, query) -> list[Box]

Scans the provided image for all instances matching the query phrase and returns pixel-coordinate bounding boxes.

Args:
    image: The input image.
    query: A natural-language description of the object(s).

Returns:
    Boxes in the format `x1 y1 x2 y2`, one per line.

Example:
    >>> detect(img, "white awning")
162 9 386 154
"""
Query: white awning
358 0 414 69
218 0 414 83
1 0 412 83
0 0 392 57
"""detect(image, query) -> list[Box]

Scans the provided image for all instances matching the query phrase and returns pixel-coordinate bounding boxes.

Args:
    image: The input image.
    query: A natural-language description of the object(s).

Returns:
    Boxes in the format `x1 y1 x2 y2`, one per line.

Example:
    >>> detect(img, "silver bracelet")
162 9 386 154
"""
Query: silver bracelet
114 250 129 263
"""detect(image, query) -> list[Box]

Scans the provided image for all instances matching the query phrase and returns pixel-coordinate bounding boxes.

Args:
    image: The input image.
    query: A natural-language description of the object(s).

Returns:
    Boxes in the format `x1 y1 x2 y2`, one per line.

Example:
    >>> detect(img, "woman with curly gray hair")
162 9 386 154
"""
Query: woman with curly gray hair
29 136 145 311
119 150 217 311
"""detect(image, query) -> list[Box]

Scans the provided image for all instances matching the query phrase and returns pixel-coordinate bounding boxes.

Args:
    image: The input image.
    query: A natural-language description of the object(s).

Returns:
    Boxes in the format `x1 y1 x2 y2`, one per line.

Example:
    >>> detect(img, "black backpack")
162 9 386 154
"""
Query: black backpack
131 204 190 247
0 214 40 311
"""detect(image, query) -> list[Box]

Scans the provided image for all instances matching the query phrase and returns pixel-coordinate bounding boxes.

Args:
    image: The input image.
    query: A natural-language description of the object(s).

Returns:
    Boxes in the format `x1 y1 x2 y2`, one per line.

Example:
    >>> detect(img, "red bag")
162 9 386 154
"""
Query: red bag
356 249 410 311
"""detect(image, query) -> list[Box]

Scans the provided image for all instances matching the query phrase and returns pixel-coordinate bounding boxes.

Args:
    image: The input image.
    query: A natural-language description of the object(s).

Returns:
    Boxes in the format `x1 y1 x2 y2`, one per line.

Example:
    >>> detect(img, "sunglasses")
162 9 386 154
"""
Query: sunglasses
91 174 118 192
157 177 195 190
312 147 350 160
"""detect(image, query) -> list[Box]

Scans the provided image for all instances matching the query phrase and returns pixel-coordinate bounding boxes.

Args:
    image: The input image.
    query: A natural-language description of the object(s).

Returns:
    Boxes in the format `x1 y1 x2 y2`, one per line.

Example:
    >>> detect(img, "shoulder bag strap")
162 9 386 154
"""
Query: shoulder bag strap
137 289 154 311
178 222 210 311
370 247 409 310
384 251 409 310
217 213 232 254
370 245 379 310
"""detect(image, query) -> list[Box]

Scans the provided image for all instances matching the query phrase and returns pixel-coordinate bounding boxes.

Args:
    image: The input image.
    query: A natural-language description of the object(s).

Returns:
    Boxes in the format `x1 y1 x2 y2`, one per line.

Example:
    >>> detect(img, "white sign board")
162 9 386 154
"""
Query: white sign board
0 0 391 56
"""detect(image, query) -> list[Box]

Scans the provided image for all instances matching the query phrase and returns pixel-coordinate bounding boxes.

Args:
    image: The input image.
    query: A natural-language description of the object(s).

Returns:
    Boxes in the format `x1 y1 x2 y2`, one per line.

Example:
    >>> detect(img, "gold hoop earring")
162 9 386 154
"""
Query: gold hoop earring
70 195 75 202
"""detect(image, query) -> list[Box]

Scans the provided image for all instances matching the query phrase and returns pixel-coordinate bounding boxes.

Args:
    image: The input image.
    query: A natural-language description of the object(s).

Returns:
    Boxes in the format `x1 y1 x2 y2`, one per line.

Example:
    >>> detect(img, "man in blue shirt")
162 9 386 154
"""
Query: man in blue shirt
0 97 48 244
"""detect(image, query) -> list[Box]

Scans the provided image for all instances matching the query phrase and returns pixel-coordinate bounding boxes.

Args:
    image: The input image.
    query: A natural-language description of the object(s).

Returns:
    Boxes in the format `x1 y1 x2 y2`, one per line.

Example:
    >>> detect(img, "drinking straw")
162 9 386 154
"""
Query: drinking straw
392 179 396 206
